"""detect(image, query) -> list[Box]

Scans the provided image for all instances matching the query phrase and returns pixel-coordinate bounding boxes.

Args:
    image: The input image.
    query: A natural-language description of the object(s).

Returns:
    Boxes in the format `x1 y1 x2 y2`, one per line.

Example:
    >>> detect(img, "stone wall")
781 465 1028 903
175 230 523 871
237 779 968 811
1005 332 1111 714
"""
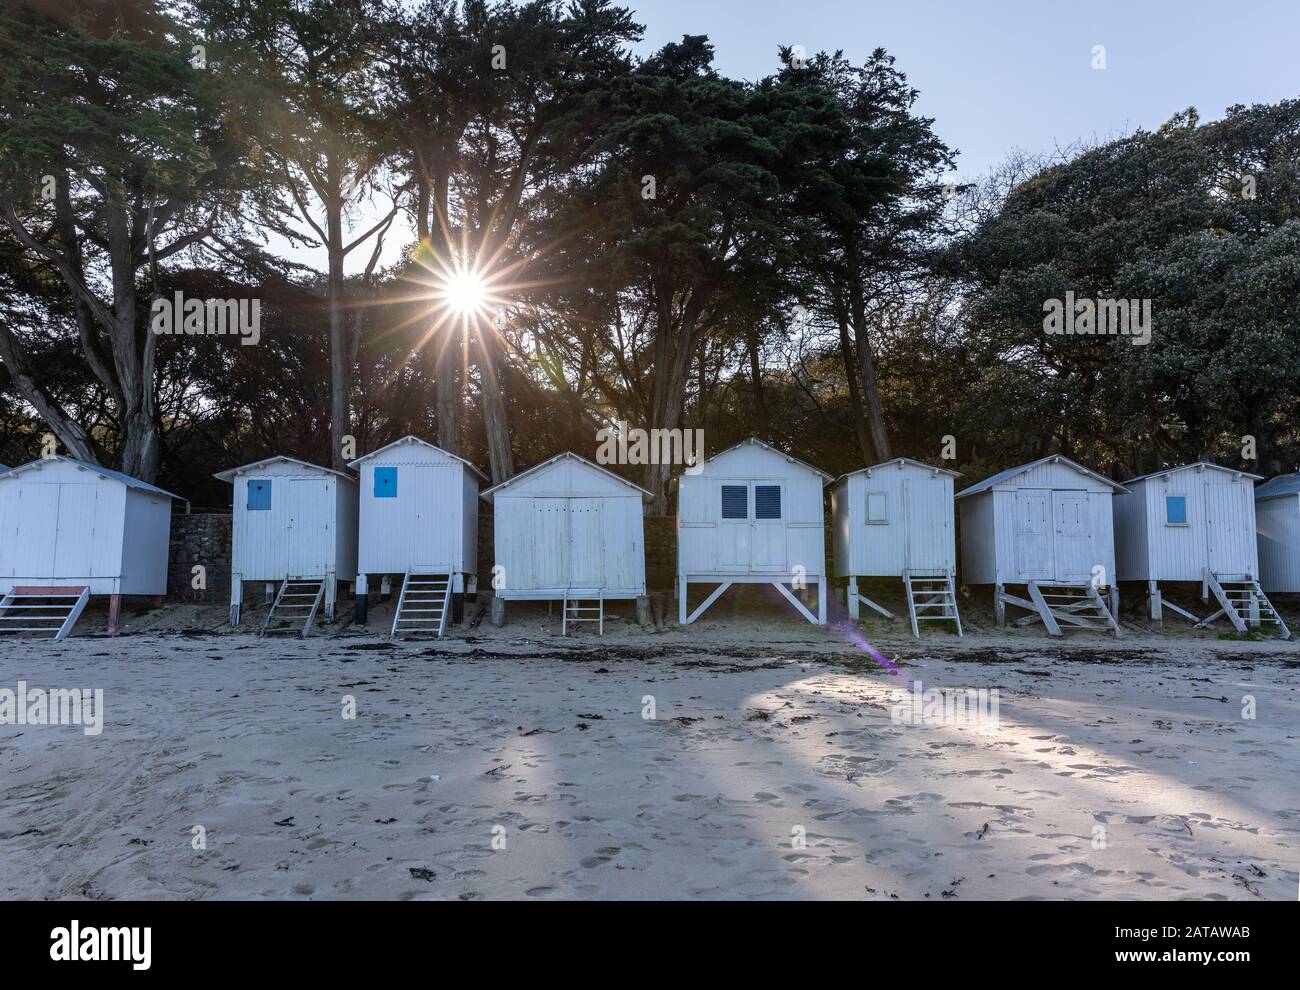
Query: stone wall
169 511 232 601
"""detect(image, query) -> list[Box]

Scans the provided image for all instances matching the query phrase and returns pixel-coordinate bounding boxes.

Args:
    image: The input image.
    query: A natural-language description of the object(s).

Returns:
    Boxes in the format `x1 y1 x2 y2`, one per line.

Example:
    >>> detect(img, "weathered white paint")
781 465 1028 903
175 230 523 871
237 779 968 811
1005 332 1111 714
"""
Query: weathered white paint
1114 462 1260 582
482 452 648 600
678 438 829 581
215 456 359 583
677 438 830 625
831 458 958 578
1256 474 1300 592
956 455 1125 586
0 457 178 595
349 436 485 579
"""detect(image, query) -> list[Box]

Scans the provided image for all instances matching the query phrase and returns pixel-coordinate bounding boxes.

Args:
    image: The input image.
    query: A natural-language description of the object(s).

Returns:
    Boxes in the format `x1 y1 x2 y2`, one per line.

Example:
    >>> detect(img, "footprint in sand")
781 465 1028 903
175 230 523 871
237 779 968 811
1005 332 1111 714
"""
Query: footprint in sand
580 846 621 868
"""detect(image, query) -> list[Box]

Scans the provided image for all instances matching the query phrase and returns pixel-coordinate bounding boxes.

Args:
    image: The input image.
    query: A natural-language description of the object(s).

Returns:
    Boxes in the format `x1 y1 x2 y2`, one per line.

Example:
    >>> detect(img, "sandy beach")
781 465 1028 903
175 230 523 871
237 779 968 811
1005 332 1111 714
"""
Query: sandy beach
1 596 1297 901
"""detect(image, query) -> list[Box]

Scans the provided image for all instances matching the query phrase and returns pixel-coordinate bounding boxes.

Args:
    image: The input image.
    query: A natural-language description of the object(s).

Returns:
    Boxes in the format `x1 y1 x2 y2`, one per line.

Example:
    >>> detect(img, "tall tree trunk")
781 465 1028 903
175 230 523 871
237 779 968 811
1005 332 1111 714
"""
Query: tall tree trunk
325 192 350 471
474 327 513 483
848 280 892 461
107 198 159 481
746 327 766 435
415 171 464 455
0 328 98 461
835 302 872 463
436 325 461 454
644 303 700 515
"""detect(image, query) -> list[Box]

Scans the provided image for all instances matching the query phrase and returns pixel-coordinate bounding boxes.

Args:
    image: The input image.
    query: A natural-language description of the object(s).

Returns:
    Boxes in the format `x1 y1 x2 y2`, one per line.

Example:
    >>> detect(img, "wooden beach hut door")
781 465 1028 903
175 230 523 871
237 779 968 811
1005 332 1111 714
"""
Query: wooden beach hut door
3 483 56 575
51 483 98 576
1051 492 1092 582
1014 490 1054 580
904 477 948 570
567 498 604 588
532 499 569 588
718 484 751 572
285 478 330 577
750 483 785 571
1205 483 1252 574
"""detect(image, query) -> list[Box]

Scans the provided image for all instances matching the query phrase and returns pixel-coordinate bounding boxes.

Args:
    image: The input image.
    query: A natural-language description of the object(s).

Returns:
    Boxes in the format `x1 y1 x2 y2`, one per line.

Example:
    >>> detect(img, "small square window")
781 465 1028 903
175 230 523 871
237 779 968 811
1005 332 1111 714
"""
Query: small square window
1166 495 1187 525
247 479 271 511
866 491 887 524
721 485 747 519
755 485 781 520
374 466 398 498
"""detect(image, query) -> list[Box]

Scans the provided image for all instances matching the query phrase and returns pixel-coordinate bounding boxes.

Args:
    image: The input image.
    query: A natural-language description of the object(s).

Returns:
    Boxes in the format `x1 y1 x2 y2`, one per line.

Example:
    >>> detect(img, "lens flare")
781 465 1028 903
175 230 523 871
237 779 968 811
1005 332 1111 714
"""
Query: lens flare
439 269 490 316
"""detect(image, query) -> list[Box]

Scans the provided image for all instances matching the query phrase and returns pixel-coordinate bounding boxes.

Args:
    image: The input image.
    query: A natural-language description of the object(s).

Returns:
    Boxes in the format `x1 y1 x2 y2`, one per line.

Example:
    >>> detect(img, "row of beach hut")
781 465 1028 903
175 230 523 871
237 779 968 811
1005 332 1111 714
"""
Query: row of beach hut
0 440 1297 640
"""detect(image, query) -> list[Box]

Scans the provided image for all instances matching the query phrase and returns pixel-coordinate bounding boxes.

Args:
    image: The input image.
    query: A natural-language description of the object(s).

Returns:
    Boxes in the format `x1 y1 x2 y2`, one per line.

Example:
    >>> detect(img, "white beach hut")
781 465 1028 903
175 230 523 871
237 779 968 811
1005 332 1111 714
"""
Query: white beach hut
0 456 180 638
1255 471 1300 596
1114 462 1286 636
677 437 831 625
348 436 486 637
956 454 1127 637
831 457 962 637
214 455 359 635
481 452 650 634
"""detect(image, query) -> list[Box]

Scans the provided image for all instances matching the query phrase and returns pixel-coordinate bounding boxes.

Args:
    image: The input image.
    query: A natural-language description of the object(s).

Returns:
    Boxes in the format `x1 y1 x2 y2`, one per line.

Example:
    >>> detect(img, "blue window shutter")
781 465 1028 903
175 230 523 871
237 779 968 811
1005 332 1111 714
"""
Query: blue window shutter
1166 496 1186 524
374 466 398 498
247 479 272 511
721 485 747 519
755 485 781 520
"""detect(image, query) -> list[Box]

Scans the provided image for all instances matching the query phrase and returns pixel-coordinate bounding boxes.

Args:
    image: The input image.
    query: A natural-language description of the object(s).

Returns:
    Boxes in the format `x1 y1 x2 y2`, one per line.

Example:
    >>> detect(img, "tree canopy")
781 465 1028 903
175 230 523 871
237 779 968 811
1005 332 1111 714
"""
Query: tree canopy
1 0 1295 506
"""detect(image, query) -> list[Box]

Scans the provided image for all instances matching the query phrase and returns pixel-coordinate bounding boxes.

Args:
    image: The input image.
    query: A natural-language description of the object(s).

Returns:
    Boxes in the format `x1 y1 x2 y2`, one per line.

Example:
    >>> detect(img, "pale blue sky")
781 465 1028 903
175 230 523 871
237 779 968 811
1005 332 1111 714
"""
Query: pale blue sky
634 0 1298 183
301 0 1300 274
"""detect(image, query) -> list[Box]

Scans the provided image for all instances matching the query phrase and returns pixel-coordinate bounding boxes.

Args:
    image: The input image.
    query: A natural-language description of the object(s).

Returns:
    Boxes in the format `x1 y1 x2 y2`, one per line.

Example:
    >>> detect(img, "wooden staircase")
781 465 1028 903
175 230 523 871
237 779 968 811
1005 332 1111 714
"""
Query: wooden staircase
391 570 452 638
1009 581 1122 637
903 569 962 638
0 586 90 640
1198 572 1291 639
563 590 604 636
261 577 326 637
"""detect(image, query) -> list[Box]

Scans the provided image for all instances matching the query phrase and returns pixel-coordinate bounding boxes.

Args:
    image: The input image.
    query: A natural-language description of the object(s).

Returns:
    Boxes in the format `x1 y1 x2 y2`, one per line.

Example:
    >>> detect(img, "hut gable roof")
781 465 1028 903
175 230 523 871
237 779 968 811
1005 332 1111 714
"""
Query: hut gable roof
1121 461 1261 485
1255 472 1300 500
481 451 651 502
697 437 833 482
213 455 355 484
955 454 1127 499
0 456 182 500
347 435 488 481
833 457 961 487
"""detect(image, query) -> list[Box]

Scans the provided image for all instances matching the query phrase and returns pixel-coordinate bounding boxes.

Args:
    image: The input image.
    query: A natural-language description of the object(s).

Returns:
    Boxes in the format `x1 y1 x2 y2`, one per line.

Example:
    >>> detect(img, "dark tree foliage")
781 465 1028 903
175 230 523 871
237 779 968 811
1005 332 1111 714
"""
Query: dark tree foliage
1 0 1295 508
951 102 1300 479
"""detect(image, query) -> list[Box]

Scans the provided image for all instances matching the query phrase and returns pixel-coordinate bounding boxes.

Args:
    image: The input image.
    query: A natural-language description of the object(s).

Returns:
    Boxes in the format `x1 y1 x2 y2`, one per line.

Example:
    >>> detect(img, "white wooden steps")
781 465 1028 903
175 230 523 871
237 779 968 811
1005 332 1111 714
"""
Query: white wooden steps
1197 571 1291 639
563 590 604 636
261 577 326 637
1003 581 1121 638
0 586 90 640
903 570 963 638
391 570 452 638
